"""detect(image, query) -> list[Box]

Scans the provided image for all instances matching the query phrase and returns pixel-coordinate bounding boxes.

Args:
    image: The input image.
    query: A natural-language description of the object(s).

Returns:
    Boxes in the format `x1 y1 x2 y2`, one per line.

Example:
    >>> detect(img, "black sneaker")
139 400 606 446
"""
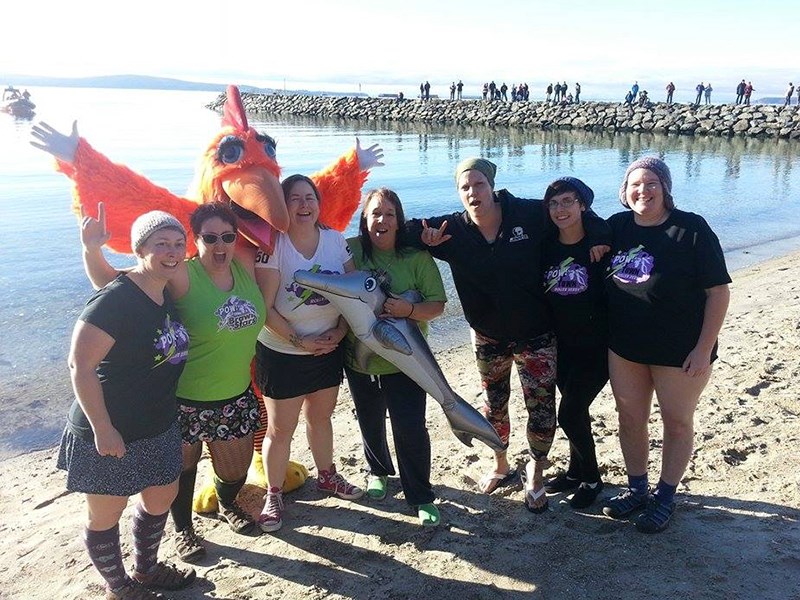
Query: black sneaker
602 488 648 519
634 497 676 533
569 480 604 509
544 472 580 494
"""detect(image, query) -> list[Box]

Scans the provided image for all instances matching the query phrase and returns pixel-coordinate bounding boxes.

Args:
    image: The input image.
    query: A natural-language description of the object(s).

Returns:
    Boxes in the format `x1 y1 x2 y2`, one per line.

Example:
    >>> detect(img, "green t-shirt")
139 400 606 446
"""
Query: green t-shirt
175 258 265 400
345 238 447 375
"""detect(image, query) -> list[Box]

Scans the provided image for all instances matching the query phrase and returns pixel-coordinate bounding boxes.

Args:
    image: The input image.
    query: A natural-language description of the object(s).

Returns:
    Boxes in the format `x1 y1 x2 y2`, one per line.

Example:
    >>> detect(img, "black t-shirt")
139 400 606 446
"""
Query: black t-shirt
407 189 610 342
605 209 731 367
542 236 608 348
67 275 190 443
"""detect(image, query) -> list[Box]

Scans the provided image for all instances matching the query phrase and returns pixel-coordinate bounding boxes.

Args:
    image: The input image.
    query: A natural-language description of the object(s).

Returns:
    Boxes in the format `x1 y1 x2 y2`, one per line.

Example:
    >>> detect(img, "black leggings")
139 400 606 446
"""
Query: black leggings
556 344 609 483
344 367 433 506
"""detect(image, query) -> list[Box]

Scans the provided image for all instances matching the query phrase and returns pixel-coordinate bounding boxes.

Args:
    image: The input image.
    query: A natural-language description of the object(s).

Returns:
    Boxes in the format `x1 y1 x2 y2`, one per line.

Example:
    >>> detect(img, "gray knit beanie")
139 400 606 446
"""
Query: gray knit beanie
619 156 674 208
130 210 186 252
454 157 497 188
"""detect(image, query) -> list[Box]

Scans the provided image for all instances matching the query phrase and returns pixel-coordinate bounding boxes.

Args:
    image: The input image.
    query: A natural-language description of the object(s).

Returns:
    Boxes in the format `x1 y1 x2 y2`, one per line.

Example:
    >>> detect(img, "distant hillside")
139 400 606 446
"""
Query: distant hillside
0 74 277 93
0 74 365 97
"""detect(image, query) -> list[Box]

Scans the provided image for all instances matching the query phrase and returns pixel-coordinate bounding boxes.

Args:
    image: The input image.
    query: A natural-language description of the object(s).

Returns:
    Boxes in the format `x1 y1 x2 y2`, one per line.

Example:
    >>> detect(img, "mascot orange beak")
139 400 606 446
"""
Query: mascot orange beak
222 166 288 251
217 85 288 254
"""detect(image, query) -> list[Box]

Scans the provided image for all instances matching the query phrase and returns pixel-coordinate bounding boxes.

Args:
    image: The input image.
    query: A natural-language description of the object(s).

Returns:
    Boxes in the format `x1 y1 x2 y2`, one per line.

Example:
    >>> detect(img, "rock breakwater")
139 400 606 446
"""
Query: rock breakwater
209 93 800 140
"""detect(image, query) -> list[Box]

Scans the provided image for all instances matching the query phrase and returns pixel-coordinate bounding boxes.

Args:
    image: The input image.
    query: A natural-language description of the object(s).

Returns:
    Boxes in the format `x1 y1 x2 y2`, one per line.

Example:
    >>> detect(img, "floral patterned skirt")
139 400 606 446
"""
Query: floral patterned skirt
178 387 261 444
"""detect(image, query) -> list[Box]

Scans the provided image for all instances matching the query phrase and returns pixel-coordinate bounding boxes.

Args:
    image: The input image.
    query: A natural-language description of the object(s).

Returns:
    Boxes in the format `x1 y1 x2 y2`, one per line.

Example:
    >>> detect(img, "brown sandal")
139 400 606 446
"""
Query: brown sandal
106 581 166 599
133 561 196 591
173 526 206 562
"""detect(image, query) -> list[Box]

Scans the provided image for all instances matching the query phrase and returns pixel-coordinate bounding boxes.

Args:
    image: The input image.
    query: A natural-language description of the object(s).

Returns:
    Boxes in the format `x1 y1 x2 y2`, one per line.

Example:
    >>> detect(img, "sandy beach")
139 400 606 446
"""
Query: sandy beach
1 251 799 600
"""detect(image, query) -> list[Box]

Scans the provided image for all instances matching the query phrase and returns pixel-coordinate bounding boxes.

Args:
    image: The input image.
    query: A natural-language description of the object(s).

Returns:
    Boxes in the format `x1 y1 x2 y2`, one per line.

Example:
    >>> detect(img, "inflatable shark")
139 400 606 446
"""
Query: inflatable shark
293 269 504 452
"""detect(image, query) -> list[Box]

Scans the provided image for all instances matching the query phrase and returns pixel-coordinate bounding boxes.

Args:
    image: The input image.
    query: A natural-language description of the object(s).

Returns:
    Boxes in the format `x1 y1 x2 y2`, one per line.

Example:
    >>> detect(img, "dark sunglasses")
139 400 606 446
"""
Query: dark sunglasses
200 232 237 244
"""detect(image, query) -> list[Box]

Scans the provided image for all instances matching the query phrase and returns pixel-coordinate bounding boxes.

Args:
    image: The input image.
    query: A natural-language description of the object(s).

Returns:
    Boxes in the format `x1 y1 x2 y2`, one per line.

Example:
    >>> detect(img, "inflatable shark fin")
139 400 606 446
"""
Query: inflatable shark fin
443 394 506 452
373 320 413 355
451 430 475 448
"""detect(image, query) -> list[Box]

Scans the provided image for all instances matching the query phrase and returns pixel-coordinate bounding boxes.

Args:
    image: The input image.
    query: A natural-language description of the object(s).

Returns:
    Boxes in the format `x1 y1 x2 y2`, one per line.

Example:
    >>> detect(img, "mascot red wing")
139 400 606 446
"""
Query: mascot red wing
52 84 366 255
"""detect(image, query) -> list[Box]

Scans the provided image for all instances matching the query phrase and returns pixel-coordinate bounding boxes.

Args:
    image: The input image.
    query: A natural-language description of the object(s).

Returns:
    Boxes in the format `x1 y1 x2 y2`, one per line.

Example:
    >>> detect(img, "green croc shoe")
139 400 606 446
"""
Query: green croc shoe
366 475 388 500
417 503 440 527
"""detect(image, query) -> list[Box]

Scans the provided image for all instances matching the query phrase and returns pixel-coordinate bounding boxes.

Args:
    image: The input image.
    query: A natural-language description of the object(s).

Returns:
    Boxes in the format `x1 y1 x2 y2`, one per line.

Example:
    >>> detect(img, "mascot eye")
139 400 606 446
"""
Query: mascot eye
364 277 377 292
256 133 277 160
217 136 245 164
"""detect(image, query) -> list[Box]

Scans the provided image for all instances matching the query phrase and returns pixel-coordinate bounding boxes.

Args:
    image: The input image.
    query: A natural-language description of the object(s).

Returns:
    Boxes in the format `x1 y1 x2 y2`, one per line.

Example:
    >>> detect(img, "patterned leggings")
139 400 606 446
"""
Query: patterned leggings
472 330 557 460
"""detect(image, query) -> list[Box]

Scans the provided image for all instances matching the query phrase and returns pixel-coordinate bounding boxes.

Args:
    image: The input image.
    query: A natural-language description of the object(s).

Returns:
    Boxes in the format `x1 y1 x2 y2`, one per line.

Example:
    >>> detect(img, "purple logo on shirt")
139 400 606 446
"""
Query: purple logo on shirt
153 314 189 367
216 296 259 331
608 245 654 284
544 258 588 296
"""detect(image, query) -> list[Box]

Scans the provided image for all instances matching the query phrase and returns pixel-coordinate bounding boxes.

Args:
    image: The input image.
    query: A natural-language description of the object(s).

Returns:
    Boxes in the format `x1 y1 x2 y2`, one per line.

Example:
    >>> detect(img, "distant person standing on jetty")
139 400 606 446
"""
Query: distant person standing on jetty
744 81 754 105
546 83 553 102
784 82 795 106
694 82 705 106
704 83 713 104
575 82 581 103
735 79 746 104
483 83 489 100
457 80 464 100
631 81 639 101
57 211 197 599
424 81 431 101
666 82 675 104
407 158 610 514
602 157 731 534
450 82 456 101
489 81 497 102
419 82 424 100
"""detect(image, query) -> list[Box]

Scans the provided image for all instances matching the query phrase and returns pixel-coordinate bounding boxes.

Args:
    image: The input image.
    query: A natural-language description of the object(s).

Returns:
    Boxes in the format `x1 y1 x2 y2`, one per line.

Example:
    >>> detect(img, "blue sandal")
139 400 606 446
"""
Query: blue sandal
634 497 675 533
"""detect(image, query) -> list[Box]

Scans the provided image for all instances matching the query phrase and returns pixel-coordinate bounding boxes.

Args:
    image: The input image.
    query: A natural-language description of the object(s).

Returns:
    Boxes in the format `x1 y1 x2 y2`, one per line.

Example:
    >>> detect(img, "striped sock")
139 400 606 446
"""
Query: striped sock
627 473 649 496
84 524 130 591
131 503 168 575
653 479 677 505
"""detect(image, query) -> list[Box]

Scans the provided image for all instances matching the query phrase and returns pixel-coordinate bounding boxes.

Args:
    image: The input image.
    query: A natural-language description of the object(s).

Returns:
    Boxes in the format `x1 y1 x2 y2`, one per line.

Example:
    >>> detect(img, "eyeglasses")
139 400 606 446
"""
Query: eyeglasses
200 232 237 244
547 197 579 210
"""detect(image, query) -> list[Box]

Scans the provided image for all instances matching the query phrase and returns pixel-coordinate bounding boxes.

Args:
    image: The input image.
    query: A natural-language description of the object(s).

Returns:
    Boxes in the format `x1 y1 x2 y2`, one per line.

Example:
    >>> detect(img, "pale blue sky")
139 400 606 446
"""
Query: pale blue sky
5 0 797 97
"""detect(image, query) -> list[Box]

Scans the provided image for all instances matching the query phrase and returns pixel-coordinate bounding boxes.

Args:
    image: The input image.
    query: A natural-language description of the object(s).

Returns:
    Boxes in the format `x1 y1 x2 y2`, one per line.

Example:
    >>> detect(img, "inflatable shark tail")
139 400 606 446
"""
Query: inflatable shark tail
444 394 505 452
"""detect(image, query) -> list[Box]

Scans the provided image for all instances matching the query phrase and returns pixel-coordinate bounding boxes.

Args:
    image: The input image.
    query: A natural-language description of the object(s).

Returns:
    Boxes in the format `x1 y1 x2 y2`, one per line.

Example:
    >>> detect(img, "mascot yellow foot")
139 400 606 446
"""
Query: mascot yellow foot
193 453 309 514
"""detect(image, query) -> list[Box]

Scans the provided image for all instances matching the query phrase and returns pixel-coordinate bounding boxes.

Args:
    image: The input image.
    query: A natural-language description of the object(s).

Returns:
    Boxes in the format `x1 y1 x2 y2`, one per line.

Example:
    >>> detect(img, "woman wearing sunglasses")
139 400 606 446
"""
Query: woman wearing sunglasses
81 200 265 560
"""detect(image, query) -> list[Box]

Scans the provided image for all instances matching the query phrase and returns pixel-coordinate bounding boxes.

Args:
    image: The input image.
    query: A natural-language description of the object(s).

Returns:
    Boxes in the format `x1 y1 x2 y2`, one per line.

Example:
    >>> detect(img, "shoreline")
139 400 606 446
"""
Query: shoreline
2 245 799 599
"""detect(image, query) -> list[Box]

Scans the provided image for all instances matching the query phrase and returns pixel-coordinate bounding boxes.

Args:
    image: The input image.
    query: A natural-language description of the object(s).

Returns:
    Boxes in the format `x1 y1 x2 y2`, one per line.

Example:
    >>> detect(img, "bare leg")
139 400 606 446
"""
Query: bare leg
608 351 654 477
262 395 304 489
651 365 711 485
302 385 339 471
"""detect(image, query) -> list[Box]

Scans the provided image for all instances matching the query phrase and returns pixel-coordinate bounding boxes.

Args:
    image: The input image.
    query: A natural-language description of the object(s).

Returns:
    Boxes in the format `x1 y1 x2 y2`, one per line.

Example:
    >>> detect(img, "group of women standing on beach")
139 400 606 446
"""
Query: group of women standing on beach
43 120 730 598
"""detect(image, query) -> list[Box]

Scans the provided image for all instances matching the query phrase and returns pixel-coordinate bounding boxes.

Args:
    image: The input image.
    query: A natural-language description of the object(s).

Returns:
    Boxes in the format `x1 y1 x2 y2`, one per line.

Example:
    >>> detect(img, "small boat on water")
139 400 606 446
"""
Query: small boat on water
1 86 36 117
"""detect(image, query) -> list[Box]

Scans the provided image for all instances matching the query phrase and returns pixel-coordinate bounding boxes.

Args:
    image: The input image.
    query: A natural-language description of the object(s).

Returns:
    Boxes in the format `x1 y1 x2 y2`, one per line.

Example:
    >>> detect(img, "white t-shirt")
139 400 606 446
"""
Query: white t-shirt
256 229 351 355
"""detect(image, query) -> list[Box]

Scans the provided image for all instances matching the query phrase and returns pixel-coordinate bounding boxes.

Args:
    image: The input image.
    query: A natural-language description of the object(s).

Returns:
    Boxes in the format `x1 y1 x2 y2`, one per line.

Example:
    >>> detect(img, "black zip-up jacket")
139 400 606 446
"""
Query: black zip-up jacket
406 189 610 342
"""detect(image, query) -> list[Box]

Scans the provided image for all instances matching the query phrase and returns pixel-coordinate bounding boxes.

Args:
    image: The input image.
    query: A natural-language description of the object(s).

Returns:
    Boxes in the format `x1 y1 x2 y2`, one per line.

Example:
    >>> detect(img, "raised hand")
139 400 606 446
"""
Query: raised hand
421 219 452 246
79 202 110 249
355 137 385 171
29 120 79 163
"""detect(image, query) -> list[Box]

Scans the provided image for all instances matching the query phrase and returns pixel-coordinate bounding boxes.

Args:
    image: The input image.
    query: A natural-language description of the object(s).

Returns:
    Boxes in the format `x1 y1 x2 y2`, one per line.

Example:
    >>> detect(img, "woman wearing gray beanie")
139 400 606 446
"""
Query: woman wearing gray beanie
406 158 611 514
57 209 197 598
603 156 731 533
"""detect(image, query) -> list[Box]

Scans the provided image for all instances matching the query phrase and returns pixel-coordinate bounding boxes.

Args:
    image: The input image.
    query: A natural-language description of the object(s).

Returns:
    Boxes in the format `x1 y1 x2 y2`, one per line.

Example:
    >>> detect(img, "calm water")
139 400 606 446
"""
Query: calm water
2 87 800 459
